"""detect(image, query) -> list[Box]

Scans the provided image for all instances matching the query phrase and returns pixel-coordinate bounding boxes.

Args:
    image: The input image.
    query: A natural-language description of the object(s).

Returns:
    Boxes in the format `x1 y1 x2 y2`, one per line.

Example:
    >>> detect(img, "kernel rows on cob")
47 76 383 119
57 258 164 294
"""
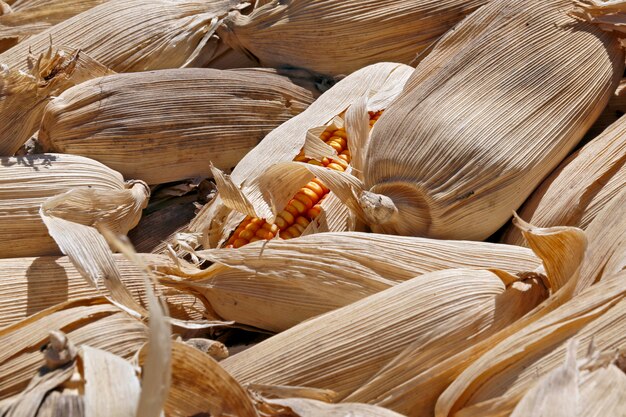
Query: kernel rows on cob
225 110 383 248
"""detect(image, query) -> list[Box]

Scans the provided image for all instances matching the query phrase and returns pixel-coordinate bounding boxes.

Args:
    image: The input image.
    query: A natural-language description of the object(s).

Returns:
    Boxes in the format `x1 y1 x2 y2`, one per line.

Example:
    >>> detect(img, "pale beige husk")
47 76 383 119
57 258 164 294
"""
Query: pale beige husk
215 0 488 76
164 231 541 332
0 153 148 259
319 0 623 241
510 340 626 417
503 112 626 246
0 297 148 400
38 68 317 184
0 0 108 53
181 62 413 249
435 269 626 417
0 0 248 154
0 254 205 329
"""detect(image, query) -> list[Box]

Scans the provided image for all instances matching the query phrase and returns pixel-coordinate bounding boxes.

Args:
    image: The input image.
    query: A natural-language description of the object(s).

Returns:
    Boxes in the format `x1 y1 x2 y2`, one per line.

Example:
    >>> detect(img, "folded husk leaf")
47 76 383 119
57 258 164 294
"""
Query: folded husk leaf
182 62 413 249
215 0 487 76
339 0 623 240
0 0 248 154
0 254 204 329
0 153 148 258
258 398 406 417
510 340 626 417
0 297 148 400
0 48 113 155
166 231 541 331
38 68 317 184
436 270 626 417
503 112 625 246
0 0 108 53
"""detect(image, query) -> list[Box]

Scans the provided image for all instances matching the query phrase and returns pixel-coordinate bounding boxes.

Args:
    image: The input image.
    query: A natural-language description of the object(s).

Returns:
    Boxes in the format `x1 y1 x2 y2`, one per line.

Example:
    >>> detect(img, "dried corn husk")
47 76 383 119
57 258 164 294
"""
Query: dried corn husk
0 254 205 329
314 0 623 241
0 0 108 53
436 270 626 417
510 340 626 417
0 297 148 400
166 232 541 331
215 0 487 76
0 0 248 154
182 62 413 249
0 153 148 258
38 68 317 184
585 77 626 139
503 113 626 246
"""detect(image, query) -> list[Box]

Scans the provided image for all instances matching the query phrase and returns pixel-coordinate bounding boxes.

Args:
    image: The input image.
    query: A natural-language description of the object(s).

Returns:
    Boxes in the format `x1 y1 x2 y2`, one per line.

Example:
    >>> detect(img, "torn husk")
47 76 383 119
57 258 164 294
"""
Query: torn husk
181 62 413 249
503 112 625 246
0 0 248 154
0 153 148 258
165 231 541 332
337 0 623 240
215 0 487 76
38 68 317 184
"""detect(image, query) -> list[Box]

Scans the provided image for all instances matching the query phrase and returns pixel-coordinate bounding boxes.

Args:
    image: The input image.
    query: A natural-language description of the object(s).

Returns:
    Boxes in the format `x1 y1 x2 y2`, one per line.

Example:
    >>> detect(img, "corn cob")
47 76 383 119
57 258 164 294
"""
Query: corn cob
215 0 488 76
182 62 413 249
503 113 626 246
224 110 382 248
38 68 317 184
0 153 148 258
166 231 541 332
324 0 624 241
0 0 247 155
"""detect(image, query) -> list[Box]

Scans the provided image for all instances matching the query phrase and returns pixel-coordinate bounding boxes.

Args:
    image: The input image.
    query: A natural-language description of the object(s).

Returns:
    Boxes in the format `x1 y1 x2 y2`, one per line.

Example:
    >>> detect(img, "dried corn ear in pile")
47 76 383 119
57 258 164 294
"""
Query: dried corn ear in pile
186 62 413 248
224 110 382 248
168 232 541 331
0 154 148 258
0 0 248 154
0 0 108 53
215 0 488 76
503 113 626 246
340 0 623 240
38 68 317 185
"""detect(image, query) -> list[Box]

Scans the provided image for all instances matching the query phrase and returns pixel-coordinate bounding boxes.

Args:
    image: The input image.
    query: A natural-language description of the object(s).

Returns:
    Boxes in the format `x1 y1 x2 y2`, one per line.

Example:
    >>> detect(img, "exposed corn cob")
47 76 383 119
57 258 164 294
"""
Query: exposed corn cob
166 231 541 331
321 0 623 241
38 68 317 184
0 0 248 154
0 153 148 258
215 0 487 76
503 113 625 246
224 111 382 248
0 0 108 53
180 62 413 249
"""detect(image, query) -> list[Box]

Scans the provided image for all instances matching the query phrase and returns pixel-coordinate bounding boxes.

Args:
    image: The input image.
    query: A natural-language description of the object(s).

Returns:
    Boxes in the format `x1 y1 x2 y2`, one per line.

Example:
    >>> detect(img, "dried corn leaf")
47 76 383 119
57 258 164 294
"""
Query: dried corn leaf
0 154 148 258
168 231 541 331
0 297 148 400
0 254 204 329
38 68 317 184
184 62 413 248
216 0 487 76
338 0 623 240
0 0 248 153
436 270 626 417
259 398 405 417
0 0 108 53
504 113 625 246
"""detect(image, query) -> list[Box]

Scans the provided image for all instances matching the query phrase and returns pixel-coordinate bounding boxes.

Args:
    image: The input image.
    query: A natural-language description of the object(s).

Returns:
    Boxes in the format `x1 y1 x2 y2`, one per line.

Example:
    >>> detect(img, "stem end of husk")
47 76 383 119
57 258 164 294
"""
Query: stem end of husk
358 190 398 225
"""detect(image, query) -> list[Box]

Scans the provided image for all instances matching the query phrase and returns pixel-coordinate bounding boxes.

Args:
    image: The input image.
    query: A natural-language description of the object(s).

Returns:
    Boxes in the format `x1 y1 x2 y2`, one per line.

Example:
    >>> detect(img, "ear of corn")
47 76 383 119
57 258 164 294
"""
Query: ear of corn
183 62 413 249
38 68 317 184
0 0 108 53
0 153 148 259
503 113 626 246
335 0 624 240
215 0 488 76
0 0 247 154
436 270 626 417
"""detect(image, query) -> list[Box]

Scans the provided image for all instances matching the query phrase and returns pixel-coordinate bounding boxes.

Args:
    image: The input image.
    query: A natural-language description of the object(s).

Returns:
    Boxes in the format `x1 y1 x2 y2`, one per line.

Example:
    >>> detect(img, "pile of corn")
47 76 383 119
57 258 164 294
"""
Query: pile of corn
1 0 625 415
